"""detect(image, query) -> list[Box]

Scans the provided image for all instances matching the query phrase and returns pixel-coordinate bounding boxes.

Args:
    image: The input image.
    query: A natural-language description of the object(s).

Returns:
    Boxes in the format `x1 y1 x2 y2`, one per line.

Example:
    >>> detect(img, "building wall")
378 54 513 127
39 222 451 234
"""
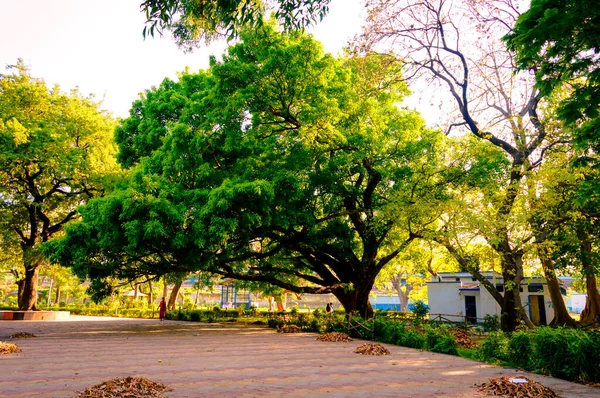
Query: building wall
428 282 467 322
428 280 558 325
568 294 587 314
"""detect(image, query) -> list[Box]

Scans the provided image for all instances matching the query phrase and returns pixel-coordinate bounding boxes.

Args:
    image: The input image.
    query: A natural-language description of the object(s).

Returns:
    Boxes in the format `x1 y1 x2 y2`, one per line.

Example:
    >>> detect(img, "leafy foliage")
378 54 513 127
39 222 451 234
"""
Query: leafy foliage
410 300 429 321
506 0 600 202
478 327 600 383
140 0 331 48
482 314 500 332
0 60 119 309
51 23 462 316
478 330 508 363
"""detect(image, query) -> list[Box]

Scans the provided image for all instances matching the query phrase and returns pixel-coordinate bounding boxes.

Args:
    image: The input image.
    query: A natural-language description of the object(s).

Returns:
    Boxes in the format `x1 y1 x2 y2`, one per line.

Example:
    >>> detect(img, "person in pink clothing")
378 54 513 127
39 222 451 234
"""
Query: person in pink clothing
159 297 167 321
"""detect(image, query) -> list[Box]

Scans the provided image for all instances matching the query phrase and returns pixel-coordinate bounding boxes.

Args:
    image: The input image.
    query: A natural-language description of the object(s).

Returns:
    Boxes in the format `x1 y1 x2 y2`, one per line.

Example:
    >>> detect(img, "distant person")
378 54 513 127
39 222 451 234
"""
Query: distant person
159 297 167 321
326 302 333 315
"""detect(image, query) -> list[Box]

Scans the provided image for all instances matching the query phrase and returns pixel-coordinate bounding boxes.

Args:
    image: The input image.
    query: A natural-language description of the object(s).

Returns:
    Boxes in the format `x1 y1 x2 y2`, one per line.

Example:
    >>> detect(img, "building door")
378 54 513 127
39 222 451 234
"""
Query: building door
529 295 547 326
465 296 477 323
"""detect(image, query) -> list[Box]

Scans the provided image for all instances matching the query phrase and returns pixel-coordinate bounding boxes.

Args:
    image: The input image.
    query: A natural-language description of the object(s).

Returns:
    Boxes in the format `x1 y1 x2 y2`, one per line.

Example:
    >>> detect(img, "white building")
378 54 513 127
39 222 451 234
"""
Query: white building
427 272 562 325
567 294 587 314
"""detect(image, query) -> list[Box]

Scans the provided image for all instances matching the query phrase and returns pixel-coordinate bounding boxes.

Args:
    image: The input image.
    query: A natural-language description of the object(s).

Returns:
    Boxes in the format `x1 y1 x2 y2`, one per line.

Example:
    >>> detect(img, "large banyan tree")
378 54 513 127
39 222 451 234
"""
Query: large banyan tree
48 23 470 317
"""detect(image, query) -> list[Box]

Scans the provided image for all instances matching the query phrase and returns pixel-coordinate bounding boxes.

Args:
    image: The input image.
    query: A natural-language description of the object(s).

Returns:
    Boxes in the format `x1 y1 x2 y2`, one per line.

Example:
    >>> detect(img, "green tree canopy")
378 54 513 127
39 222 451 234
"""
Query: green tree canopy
506 0 600 154
141 0 331 48
0 61 119 310
49 24 467 317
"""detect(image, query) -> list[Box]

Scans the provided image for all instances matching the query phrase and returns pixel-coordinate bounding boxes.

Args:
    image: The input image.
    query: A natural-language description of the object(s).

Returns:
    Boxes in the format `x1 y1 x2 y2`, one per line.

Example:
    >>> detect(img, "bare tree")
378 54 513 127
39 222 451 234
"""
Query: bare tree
358 0 571 331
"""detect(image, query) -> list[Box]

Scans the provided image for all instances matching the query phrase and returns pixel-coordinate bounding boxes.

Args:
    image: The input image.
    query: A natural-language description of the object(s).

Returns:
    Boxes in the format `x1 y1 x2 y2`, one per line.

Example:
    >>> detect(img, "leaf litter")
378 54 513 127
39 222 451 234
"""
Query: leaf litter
448 328 478 349
76 376 172 398
0 342 22 354
353 342 390 355
9 332 36 339
476 376 558 397
316 332 353 342
278 325 302 333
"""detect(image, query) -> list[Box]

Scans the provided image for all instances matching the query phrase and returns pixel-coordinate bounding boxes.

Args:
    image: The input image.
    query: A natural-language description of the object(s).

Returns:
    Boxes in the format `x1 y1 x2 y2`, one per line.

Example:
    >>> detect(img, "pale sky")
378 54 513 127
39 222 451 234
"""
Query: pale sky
1 0 366 118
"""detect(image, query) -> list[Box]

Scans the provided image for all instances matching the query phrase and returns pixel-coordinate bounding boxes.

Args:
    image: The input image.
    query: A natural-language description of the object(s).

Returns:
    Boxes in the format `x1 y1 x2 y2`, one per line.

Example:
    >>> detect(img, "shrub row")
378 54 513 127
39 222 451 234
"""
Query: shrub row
272 313 599 384
165 308 261 322
479 327 600 383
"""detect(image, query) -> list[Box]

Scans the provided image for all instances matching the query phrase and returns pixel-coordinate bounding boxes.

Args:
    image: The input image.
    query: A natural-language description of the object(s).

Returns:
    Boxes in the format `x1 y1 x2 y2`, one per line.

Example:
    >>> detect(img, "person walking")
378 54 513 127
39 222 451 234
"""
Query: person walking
159 297 167 321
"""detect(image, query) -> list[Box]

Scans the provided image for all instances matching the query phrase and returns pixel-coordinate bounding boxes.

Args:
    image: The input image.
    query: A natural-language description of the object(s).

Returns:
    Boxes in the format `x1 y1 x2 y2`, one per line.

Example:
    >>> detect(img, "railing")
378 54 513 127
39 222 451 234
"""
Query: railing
346 313 375 340
428 313 485 326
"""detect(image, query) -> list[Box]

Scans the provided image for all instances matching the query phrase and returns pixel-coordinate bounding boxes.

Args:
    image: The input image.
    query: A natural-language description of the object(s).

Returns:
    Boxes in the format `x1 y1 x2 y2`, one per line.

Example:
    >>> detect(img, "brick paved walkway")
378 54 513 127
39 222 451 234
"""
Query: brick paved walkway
1 317 598 397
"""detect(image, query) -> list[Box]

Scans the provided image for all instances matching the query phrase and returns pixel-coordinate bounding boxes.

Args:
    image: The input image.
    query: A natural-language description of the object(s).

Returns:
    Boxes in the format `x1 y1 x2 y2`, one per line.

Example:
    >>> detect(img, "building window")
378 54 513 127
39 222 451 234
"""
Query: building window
528 285 543 293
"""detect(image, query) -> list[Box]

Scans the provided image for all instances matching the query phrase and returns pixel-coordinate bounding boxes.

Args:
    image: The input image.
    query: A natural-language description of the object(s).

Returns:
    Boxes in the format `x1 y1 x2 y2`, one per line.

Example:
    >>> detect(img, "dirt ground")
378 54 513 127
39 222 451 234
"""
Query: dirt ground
0 316 598 397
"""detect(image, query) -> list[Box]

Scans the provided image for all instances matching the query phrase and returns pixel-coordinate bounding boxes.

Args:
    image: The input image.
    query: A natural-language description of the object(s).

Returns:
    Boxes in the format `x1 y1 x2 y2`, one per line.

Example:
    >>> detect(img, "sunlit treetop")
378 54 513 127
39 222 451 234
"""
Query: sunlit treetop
140 0 331 49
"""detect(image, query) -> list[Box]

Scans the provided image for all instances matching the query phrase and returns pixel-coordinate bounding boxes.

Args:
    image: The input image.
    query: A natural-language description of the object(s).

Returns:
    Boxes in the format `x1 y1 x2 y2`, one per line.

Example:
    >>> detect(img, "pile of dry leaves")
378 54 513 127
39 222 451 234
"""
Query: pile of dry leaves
448 328 478 349
476 376 558 397
316 332 353 342
76 376 172 398
0 342 22 354
10 332 36 339
278 324 302 333
353 342 390 356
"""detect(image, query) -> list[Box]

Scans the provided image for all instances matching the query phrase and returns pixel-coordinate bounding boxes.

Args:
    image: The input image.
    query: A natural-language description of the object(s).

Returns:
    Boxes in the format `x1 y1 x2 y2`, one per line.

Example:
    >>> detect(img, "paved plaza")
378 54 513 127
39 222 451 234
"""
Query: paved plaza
1 316 598 397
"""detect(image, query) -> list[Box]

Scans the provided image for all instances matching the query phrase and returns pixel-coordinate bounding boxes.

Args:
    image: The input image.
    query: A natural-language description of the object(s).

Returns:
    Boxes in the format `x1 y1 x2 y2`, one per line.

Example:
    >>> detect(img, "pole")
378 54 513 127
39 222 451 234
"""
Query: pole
47 278 53 307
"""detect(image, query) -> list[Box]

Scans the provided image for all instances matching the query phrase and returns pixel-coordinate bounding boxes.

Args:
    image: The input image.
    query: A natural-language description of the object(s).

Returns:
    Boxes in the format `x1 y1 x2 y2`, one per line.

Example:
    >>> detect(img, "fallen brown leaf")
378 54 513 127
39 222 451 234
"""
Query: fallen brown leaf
448 328 478 349
476 376 558 397
0 342 22 354
316 332 353 342
76 376 172 398
354 342 390 356
278 325 302 333
10 332 36 339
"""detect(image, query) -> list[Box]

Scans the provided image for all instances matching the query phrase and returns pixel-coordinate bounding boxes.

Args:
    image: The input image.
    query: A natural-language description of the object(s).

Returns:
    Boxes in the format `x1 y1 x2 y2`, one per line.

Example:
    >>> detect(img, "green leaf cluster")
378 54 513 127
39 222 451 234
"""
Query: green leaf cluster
53 24 463 312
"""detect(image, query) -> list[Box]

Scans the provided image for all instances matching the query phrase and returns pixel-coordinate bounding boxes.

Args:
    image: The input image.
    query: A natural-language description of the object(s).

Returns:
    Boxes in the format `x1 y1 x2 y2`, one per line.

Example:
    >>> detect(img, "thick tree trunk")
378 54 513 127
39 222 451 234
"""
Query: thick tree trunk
538 246 575 326
500 252 534 331
17 278 25 308
334 283 374 319
167 280 183 310
18 266 40 310
580 274 600 325
54 286 61 305
578 231 600 324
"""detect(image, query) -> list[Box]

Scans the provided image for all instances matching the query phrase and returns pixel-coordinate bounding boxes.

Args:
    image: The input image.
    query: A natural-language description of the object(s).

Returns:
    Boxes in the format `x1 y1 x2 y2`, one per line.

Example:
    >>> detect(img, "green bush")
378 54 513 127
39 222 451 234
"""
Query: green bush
423 325 458 355
506 330 532 369
267 318 284 329
411 301 429 322
308 318 322 333
189 310 202 322
482 314 500 332
431 335 458 355
374 317 406 343
568 329 600 383
399 329 426 349
531 327 571 378
529 327 600 383
479 331 508 363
